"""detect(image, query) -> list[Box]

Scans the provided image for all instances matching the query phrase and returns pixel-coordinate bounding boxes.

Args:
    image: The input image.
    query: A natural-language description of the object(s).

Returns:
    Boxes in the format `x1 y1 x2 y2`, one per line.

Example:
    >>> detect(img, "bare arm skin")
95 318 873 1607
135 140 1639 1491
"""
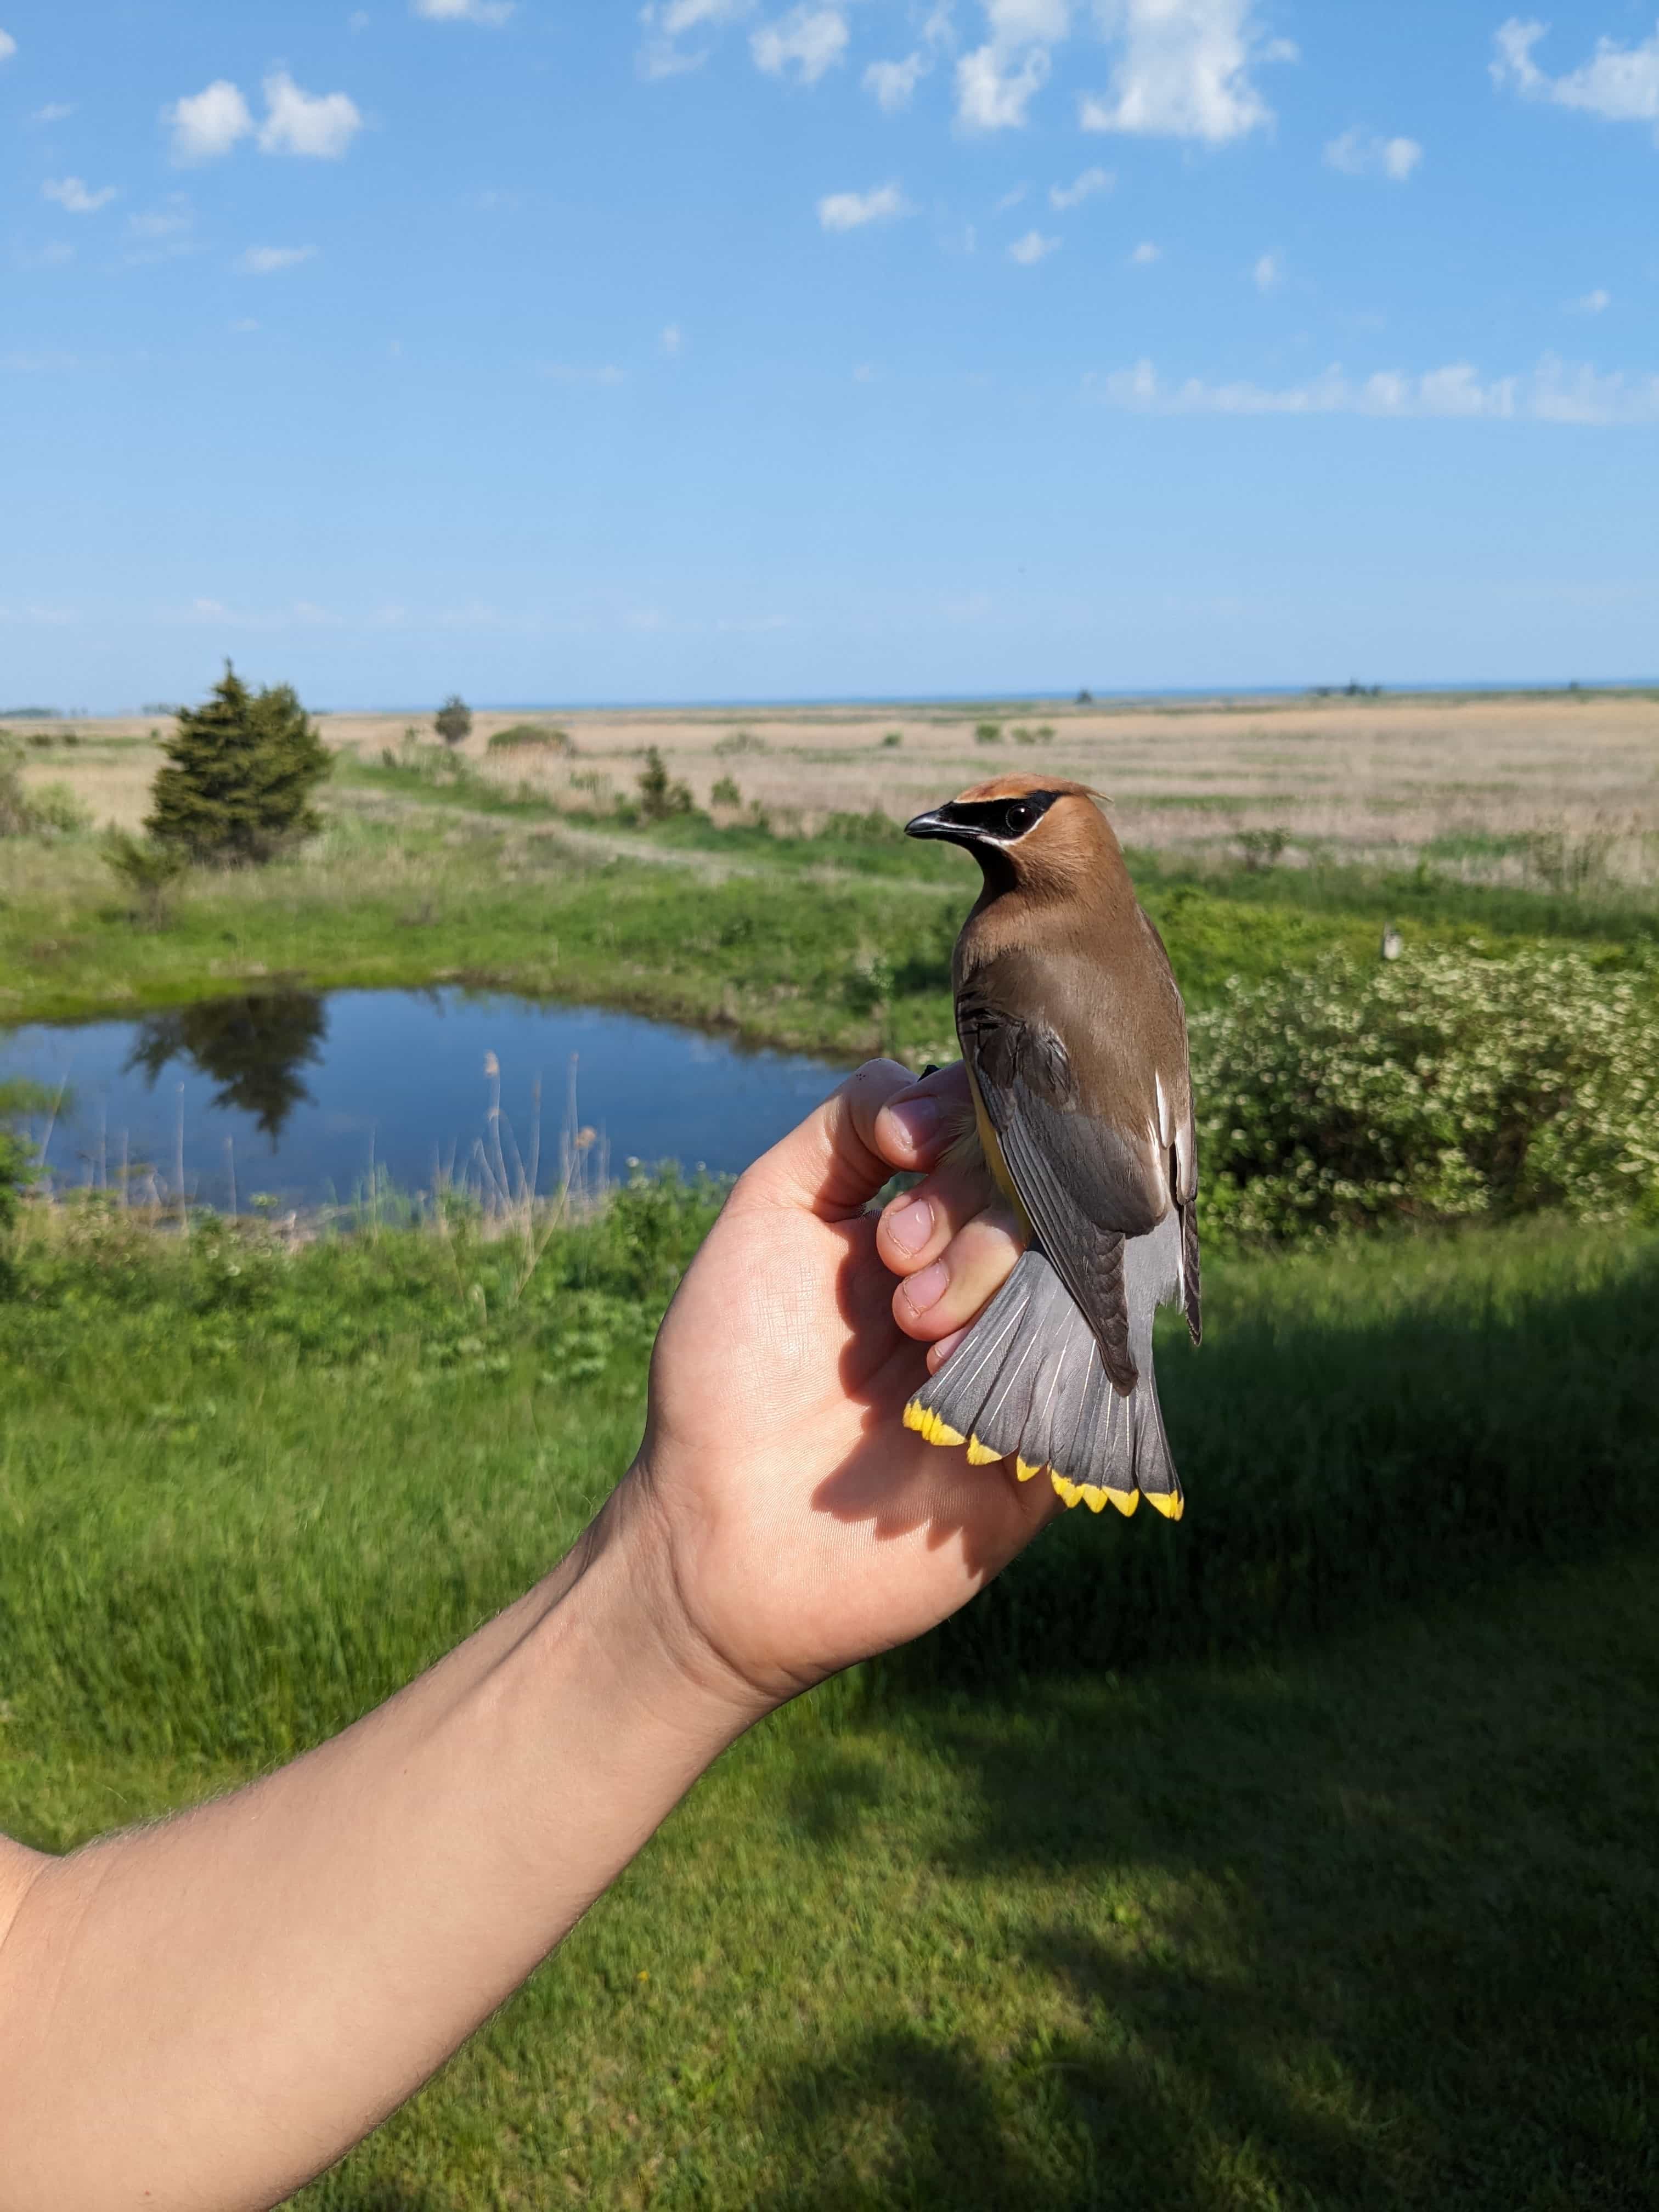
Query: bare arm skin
0 1059 1034 2212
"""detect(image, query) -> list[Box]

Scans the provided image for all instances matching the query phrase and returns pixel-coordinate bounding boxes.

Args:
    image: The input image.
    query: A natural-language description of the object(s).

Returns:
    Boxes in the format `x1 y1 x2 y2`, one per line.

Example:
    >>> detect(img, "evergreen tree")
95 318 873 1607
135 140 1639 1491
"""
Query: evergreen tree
146 664 331 864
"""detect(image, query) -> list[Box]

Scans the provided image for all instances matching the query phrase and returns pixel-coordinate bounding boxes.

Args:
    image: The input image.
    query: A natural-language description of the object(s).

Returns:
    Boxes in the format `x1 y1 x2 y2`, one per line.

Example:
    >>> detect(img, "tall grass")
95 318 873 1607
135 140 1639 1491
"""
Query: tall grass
4 1199 1654 1765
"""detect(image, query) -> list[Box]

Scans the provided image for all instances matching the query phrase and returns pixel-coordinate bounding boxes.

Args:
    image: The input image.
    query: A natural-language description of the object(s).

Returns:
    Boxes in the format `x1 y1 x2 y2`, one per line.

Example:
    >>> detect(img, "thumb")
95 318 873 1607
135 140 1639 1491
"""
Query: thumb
735 1058 918 1221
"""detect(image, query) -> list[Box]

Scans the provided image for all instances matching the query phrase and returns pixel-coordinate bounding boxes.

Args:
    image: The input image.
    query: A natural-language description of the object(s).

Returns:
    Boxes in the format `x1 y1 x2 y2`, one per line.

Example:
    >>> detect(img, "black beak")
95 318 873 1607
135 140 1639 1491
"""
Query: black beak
905 808 964 844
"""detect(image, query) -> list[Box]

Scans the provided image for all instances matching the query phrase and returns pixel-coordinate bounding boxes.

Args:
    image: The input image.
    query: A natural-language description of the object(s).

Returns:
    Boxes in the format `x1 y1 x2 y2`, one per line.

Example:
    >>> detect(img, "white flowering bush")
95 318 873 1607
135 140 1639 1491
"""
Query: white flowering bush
1192 945 1659 1240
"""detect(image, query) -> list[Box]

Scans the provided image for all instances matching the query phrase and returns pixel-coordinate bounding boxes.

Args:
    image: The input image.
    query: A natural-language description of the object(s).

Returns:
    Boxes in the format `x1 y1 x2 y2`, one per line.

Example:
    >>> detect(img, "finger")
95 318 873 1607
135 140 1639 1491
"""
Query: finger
870 1062 976 1176
893 1201 1024 1341
732 1058 915 1222
926 1324 969 1375
876 1154 1002 1278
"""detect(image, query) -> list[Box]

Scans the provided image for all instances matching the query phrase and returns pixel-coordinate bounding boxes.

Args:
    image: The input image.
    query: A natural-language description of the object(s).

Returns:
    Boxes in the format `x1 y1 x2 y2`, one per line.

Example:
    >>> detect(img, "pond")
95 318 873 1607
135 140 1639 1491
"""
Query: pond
0 990 847 1212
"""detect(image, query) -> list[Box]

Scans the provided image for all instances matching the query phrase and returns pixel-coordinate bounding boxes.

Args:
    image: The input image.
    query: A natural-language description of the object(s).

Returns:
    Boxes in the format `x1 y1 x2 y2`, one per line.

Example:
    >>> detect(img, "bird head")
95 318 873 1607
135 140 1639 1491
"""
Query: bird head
905 775 1119 900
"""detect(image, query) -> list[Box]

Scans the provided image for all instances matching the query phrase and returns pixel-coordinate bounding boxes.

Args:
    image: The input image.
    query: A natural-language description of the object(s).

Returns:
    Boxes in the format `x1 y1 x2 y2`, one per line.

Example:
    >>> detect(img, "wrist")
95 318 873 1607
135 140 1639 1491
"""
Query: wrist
544 1465 780 1750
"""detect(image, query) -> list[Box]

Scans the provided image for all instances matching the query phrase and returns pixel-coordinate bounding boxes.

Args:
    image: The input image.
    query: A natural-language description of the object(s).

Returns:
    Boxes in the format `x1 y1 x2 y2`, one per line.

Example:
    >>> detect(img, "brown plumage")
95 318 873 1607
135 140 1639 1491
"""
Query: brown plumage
901 775 1200 1517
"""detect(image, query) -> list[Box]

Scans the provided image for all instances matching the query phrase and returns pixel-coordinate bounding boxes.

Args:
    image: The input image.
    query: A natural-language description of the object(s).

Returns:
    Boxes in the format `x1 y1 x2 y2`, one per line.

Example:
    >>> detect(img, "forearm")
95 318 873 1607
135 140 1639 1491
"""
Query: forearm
0 1481 754 2212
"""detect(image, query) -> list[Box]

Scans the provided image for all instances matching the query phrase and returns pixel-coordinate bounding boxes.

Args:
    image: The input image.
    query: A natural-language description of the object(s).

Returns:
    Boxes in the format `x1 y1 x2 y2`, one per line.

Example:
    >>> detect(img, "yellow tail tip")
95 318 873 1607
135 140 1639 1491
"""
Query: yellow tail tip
1051 1472 1081 1508
1104 1486 1139 1518
966 1435 1003 1466
1015 1458 1042 1483
902 1400 965 1450
1078 1485 1109 1515
1146 1489 1184 1522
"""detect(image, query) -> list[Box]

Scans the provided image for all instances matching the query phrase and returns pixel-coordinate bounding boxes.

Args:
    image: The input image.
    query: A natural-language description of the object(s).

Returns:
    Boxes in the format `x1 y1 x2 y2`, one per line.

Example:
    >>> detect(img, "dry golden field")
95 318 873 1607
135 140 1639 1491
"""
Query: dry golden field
17 688 1659 881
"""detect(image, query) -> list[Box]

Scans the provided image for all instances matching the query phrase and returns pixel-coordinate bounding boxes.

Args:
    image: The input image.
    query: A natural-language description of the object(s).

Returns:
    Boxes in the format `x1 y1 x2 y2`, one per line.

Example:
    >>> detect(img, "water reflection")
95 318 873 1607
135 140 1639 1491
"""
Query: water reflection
126 993 328 1147
0 988 843 1211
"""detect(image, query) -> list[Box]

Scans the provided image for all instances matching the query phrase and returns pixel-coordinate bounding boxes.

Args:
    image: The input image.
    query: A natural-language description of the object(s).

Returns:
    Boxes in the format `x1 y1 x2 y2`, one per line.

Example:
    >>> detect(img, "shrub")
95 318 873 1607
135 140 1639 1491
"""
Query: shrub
146 665 331 865
0 1081 51 1239
974 721 1003 746
103 831 190 928
1193 946 1659 1242
881 731 902 749
713 731 769 758
1237 827 1290 872
0 735 87 838
636 747 693 821
435 695 473 747
487 724 571 754
710 775 742 808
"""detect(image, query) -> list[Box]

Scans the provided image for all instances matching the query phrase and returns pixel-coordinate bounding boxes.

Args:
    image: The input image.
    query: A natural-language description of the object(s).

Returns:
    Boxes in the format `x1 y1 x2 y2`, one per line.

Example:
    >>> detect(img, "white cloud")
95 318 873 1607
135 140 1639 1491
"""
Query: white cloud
661 322 684 354
1084 353 1659 425
1492 18 1659 134
42 177 117 215
32 102 76 123
817 180 910 229
231 317 261 332
1325 126 1422 180
753 6 849 84
958 40 1053 128
988 0 1069 36
1080 0 1286 144
1009 227 1059 262
1050 162 1111 207
955 0 1069 129
413 0 515 20
0 30 15 63
1567 287 1611 314
167 80 255 164
351 11 372 29
865 51 929 109
639 0 754 76
258 72 364 159
661 0 752 29
994 180 1029 209
1130 238 1159 262
235 245 318 274
1252 250 1279 291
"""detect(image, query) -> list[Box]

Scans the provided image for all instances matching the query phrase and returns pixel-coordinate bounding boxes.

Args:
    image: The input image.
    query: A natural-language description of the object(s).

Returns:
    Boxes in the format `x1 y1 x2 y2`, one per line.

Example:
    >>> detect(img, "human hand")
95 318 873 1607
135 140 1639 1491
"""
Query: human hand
616 1059 1053 1716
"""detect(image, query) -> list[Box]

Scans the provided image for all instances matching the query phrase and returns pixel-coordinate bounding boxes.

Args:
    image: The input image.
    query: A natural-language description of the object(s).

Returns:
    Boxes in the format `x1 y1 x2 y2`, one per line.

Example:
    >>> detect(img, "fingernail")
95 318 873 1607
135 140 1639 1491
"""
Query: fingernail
885 1094 943 1150
902 1260 948 1314
885 1195 933 1254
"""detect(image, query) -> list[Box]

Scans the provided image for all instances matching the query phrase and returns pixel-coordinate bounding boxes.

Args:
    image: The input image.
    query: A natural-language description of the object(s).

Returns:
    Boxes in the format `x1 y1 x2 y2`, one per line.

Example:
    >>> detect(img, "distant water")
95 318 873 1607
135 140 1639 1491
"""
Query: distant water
0 990 846 1212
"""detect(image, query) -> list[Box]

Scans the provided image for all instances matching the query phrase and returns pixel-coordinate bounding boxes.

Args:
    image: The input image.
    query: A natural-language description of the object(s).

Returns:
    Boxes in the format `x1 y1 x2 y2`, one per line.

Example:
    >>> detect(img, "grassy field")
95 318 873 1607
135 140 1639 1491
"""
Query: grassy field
3 732 1656 1061
3 690 1658 2205
17 686 1659 888
1 1204 1655 2208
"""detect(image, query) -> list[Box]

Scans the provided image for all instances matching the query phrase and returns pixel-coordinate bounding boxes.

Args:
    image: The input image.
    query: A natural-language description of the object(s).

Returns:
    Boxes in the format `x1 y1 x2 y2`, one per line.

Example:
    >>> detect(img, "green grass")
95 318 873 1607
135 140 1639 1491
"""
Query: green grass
1 1207 1655 2207
3 778 1654 1066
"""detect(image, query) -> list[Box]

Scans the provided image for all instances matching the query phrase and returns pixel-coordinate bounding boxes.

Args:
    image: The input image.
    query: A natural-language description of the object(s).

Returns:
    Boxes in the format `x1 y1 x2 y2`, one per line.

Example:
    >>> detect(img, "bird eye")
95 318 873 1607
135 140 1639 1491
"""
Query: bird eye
1005 802 1036 836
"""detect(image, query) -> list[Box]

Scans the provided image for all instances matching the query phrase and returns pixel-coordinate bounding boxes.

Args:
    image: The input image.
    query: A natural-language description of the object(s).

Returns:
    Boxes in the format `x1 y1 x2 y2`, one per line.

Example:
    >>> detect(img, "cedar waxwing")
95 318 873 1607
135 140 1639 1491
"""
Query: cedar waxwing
900 775 1200 1518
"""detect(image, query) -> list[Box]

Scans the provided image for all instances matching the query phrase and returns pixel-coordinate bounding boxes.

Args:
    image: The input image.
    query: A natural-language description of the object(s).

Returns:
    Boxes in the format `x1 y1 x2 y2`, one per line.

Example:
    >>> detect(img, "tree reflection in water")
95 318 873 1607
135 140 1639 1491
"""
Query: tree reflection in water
126 993 329 1147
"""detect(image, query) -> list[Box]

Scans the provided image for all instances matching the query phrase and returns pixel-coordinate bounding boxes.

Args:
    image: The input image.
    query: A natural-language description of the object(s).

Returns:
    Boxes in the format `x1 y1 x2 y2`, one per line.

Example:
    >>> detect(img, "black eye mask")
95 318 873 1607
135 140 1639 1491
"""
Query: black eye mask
933 791 1064 841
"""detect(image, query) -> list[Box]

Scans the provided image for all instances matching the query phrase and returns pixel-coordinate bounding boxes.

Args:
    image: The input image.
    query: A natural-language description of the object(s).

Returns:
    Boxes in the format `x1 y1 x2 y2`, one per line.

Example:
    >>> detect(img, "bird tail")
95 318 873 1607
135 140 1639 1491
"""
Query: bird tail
902 1211 1184 1519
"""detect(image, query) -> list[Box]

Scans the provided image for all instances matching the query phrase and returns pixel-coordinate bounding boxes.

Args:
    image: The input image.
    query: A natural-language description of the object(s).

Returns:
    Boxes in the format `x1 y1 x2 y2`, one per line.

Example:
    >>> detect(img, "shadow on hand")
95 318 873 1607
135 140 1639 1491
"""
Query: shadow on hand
800 1213 1041 1581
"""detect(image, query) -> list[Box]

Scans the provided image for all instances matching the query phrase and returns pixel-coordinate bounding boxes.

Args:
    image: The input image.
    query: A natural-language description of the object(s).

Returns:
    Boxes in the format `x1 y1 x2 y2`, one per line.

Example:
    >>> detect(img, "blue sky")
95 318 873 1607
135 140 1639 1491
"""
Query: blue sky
3 2 1658 708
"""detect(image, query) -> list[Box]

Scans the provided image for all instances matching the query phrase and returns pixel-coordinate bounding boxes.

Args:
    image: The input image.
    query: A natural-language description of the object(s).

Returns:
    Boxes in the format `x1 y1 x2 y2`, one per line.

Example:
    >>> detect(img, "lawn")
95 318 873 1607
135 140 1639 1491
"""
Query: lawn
1 1205 1655 2208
